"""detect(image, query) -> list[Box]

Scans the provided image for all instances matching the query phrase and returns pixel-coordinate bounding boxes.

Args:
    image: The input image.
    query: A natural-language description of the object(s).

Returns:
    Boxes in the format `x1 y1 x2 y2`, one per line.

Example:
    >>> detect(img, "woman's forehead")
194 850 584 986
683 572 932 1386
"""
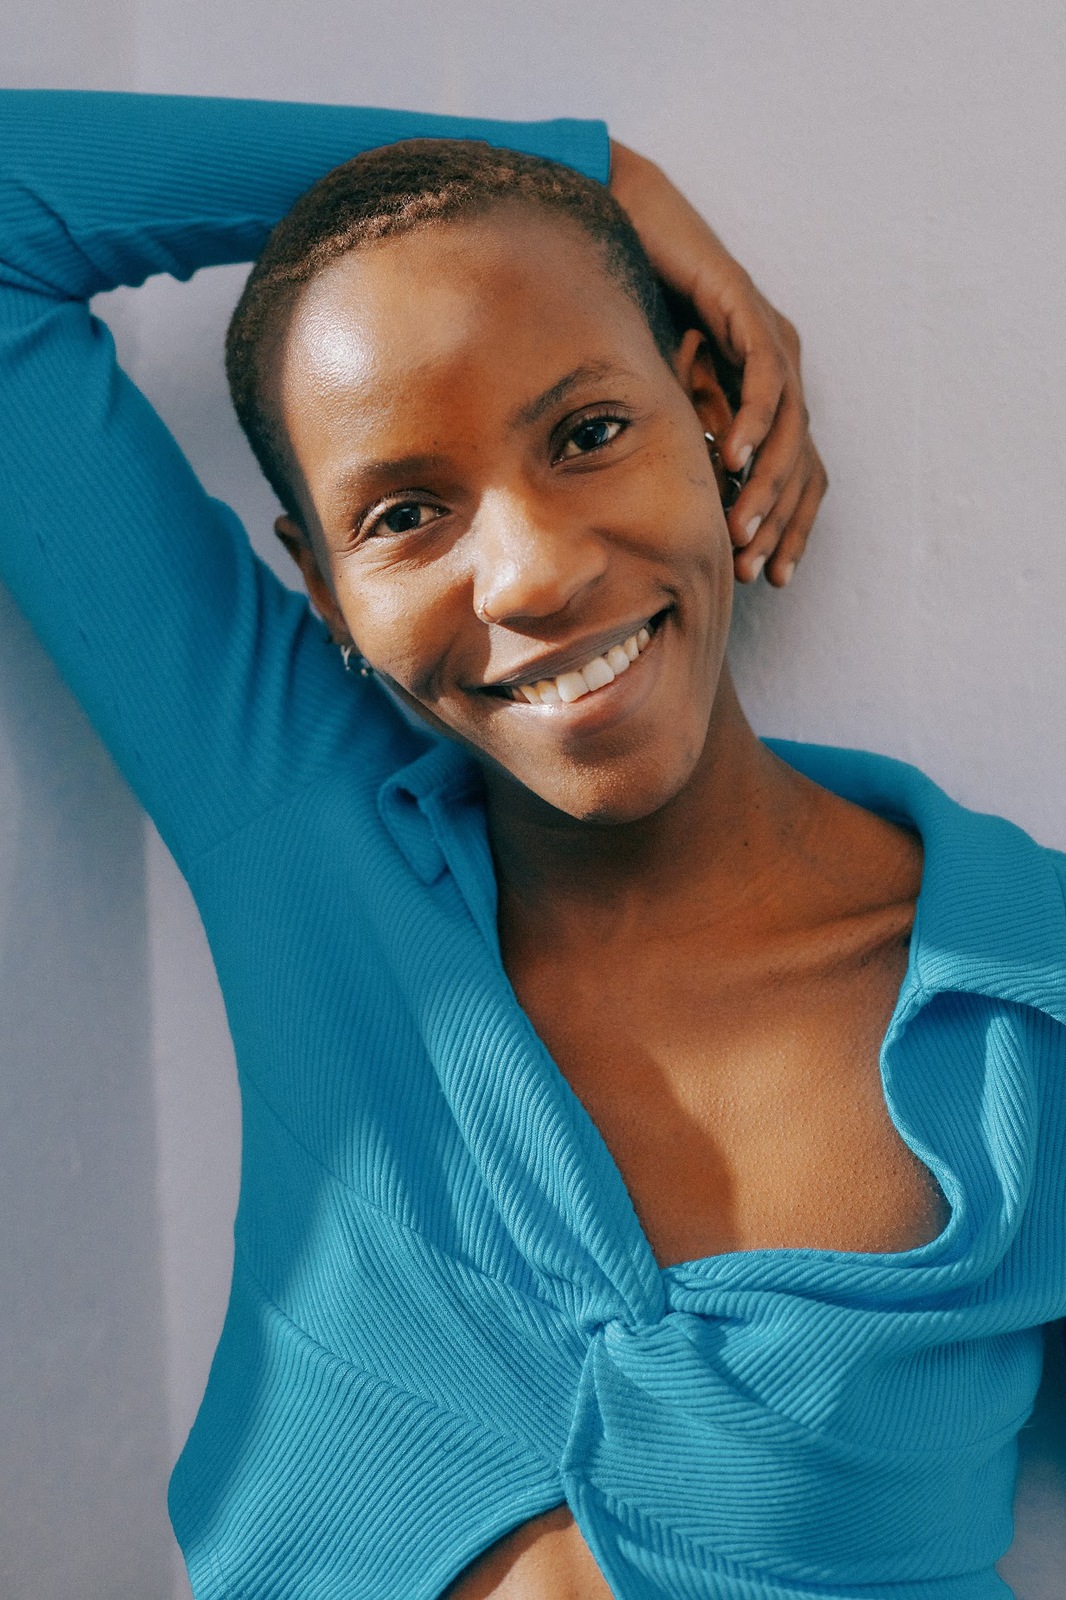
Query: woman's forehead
282 209 647 401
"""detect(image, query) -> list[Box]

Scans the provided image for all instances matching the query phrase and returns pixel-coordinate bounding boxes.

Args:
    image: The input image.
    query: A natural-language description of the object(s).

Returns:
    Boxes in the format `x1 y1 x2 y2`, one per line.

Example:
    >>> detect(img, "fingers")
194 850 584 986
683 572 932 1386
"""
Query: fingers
603 144 828 586
718 297 827 587
774 312 801 366
733 454 806 583
721 334 789 476
734 448 828 587
765 462 826 586
726 371 809 550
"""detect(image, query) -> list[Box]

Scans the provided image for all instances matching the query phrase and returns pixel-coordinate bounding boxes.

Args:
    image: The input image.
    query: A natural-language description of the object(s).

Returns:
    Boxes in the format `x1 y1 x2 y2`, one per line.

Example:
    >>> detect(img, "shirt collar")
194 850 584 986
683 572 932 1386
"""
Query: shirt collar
378 735 477 881
378 735 500 947
766 739 1066 1025
380 732 1066 1025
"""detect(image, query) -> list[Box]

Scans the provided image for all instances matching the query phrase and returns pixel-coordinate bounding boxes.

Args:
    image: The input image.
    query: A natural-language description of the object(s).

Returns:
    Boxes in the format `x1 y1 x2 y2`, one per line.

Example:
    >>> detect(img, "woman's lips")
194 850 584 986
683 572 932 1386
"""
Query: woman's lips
499 609 669 731
509 618 655 705
480 607 670 697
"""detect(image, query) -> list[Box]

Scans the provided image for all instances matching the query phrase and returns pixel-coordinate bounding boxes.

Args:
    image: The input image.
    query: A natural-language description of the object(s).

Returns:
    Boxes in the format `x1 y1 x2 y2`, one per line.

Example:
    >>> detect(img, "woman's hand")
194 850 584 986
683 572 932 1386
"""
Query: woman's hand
609 140 827 587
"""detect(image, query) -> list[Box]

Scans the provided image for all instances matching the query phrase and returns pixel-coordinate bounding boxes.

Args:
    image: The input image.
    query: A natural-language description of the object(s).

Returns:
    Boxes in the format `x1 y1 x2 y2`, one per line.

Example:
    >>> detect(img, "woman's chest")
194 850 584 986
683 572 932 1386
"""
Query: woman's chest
504 920 949 1269
444 926 951 1600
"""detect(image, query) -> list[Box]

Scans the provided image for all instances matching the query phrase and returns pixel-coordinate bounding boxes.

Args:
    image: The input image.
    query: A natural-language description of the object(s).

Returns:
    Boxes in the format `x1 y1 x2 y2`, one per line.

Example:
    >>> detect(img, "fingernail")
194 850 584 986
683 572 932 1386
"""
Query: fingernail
744 514 762 543
780 559 796 586
749 552 767 580
735 442 753 468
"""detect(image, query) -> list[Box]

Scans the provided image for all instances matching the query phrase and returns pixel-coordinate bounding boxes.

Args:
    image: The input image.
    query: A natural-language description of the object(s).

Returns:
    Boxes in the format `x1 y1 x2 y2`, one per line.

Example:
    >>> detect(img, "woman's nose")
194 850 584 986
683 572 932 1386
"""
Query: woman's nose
471 492 608 627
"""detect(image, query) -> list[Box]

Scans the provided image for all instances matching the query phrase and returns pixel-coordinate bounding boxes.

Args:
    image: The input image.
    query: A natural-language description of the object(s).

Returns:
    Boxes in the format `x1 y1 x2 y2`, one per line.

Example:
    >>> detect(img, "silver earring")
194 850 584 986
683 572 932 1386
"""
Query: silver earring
340 645 373 678
705 430 752 511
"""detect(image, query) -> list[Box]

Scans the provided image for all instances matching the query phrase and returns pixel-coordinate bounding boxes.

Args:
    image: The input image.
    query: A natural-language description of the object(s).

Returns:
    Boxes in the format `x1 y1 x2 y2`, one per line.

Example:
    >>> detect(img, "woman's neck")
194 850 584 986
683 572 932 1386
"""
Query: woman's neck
484 669 815 949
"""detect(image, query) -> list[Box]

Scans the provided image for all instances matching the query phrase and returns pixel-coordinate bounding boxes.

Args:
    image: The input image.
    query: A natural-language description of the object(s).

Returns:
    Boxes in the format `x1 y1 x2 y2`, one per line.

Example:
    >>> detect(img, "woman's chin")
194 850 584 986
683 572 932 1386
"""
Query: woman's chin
443 611 722 826
487 736 706 828
559 789 685 827
474 694 717 826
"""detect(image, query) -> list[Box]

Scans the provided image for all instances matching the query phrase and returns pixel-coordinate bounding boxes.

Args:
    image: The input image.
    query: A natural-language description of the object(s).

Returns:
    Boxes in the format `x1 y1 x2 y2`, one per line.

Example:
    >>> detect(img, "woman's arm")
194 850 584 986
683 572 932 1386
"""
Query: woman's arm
0 93 825 873
0 91 612 871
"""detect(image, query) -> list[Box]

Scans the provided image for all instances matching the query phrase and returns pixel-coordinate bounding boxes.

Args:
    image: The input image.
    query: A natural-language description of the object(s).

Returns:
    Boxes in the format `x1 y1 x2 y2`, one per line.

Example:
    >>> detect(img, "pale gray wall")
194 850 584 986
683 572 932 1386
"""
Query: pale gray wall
1 12 180 1599
1 3 1063 1597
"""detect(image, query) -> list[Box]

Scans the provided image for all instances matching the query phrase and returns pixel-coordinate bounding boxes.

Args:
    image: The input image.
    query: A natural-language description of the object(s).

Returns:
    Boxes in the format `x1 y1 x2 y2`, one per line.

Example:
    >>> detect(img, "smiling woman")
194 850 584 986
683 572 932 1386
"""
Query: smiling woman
0 89 1063 1600
224 143 758 830
272 216 738 824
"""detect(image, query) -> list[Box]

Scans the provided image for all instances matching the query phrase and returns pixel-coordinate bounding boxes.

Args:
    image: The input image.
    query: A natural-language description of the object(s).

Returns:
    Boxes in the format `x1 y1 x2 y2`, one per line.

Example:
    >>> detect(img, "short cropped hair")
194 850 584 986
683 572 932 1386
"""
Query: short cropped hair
225 138 682 523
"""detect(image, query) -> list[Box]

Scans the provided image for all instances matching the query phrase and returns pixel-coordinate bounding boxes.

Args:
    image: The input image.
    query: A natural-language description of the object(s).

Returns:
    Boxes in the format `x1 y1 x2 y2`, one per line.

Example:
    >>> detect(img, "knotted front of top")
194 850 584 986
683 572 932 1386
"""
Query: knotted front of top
558 1291 1038 1598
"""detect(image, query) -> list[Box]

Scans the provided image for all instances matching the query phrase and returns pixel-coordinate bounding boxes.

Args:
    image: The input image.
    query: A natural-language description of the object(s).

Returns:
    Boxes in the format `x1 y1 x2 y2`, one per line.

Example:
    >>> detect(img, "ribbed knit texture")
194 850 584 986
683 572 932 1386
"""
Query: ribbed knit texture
1 91 1064 1600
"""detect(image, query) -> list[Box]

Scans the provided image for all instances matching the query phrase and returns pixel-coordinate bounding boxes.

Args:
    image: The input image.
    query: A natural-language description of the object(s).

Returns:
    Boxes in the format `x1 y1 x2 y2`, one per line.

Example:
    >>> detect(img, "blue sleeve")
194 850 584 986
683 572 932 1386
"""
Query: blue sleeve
0 91 610 870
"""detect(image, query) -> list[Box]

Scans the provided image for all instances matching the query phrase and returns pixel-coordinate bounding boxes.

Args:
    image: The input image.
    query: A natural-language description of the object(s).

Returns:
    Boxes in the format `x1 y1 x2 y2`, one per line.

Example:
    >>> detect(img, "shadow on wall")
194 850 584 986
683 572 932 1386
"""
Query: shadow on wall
0 586 174 1598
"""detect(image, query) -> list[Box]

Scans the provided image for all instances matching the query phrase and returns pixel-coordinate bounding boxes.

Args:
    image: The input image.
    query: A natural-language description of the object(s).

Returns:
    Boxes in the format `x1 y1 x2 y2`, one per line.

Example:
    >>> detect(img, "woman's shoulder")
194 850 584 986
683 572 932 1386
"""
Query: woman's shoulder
765 735 1066 1029
764 734 1062 866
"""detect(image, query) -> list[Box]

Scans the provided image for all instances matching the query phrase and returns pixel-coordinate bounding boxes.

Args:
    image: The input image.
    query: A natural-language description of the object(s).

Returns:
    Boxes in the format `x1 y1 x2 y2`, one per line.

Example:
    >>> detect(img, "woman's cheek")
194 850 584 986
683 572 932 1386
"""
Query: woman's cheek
622 453 725 566
349 571 461 699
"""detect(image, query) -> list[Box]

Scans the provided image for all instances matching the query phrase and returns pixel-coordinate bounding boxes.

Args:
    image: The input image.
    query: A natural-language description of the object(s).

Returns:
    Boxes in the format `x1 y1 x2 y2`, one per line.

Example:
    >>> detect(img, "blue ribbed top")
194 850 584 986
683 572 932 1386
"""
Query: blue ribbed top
1 90 1063 1600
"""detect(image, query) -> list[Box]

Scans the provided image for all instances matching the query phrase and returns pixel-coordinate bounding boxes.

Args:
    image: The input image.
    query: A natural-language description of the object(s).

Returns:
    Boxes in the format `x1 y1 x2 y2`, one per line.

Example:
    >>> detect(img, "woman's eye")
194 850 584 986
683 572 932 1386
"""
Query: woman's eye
372 501 440 537
558 416 625 460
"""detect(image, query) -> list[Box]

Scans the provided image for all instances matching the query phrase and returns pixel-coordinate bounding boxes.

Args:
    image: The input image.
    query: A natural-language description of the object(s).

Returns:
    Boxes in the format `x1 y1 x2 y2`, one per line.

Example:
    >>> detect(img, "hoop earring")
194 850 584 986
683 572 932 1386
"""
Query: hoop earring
340 644 373 679
705 430 752 512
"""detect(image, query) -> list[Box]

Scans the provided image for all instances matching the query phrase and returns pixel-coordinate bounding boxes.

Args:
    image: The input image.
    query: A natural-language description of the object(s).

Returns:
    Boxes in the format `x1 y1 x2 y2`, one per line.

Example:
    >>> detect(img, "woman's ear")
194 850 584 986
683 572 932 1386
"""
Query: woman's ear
671 327 735 444
274 515 354 647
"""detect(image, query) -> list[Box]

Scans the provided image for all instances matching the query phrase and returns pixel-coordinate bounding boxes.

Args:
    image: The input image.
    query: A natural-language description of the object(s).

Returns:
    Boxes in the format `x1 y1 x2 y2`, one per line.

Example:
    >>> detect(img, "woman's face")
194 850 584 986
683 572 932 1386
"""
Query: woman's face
276 206 735 825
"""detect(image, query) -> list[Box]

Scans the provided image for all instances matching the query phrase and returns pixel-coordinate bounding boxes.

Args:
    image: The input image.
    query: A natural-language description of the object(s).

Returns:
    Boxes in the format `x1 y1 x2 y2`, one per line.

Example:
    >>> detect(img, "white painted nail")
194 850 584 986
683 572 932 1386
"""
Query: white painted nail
744 514 762 543
749 553 767 580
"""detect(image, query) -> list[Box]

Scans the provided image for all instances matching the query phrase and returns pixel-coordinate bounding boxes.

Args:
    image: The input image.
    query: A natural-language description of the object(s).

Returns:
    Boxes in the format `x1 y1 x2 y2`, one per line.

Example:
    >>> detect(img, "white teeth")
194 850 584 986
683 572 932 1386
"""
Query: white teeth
581 655 615 692
555 670 590 704
509 620 657 704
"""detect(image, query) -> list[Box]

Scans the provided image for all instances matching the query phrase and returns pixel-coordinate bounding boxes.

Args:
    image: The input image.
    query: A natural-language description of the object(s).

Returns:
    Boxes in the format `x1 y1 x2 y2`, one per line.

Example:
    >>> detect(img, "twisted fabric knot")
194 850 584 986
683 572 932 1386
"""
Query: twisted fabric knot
560 1310 1021 1596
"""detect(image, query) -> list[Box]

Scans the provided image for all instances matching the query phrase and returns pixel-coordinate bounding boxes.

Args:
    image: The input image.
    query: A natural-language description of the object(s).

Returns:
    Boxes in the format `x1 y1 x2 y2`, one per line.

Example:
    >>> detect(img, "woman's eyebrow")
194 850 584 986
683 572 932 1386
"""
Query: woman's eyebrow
329 452 451 504
510 361 631 430
328 362 636 504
